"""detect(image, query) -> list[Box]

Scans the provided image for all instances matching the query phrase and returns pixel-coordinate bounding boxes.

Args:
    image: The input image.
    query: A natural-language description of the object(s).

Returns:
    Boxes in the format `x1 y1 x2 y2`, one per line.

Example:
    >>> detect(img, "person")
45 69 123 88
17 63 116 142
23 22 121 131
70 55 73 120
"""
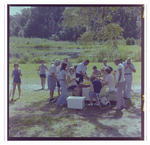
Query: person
119 59 124 65
114 57 126 110
48 59 60 103
73 65 78 77
76 60 90 84
101 58 110 69
11 63 22 101
103 67 115 92
123 57 136 99
67 67 81 96
57 60 67 96
37 59 49 90
55 63 69 107
63 58 73 73
101 59 110 79
91 66 101 79
88 76 103 106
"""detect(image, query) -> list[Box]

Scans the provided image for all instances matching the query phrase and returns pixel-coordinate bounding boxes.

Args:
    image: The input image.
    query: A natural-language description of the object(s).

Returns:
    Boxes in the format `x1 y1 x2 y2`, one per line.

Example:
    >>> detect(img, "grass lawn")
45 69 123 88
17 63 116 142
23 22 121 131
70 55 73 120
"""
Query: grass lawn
8 62 142 138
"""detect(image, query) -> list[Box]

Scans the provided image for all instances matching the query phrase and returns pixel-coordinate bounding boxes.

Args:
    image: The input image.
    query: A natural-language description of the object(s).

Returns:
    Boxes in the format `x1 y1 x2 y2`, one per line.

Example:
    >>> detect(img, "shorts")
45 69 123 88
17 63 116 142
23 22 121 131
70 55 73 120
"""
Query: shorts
89 91 99 98
40 74 46 78
68 85 77 91
57 81 61 87
13 77 21 83
47 75 56 90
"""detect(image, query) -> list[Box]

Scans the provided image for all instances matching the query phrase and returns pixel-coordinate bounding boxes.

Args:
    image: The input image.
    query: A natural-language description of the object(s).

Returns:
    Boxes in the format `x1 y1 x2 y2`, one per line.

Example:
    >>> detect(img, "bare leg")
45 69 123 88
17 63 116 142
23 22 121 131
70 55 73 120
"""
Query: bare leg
95 98 99 104
57 87 60 96
43 78 46 89
40 78 43 89
89 97 93 104
74 87 81 96
12 82 16 98
17 83 21 97
50 89 54 99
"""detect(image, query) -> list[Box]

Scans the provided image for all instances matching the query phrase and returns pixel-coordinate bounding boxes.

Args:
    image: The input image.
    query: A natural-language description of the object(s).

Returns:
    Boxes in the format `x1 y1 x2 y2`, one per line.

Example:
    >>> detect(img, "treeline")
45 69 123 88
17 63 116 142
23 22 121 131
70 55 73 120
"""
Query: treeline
9 6 142 42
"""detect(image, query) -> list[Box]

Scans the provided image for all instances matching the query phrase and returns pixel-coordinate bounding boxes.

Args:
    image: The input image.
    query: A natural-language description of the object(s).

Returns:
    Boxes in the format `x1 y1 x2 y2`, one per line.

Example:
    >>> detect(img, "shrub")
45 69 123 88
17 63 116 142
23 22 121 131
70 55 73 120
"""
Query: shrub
32 57 42 63
19 58 26 64
126 37 135 45
97 47 119 62
133 49 141 62
23 54 30 62
76 56 86 63
49 35 59 41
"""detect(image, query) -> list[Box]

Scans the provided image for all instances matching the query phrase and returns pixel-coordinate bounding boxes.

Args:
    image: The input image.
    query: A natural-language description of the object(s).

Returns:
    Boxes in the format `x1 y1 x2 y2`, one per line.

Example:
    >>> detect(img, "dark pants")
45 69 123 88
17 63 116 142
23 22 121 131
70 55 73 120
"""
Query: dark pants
76 73 83 84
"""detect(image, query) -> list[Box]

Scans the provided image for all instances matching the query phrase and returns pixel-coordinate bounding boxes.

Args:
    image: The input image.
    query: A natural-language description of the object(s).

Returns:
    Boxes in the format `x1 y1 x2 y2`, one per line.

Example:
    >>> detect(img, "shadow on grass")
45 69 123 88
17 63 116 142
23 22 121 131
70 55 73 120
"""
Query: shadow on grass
9 98 19 105
33 89 44 92
9 96 141 138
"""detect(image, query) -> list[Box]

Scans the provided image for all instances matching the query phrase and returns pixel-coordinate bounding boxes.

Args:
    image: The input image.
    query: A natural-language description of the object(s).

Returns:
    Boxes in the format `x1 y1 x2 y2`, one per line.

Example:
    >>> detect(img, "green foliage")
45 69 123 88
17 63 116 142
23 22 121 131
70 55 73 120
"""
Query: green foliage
97 23 124 51
133 49 141 62
97 47 114 62
78 31 95 46
49 35 59 41
126 37 135 45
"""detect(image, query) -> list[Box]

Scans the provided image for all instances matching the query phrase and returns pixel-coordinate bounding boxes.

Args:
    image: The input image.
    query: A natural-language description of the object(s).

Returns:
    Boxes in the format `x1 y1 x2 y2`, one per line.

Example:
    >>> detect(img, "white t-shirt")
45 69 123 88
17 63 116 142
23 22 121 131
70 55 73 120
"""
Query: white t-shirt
49 63 57 76
123 62 136 74
101 64 110 68
105 74 115 91
76 62 87 74
57 65 61 79
116 63 125 82
59 70 67 80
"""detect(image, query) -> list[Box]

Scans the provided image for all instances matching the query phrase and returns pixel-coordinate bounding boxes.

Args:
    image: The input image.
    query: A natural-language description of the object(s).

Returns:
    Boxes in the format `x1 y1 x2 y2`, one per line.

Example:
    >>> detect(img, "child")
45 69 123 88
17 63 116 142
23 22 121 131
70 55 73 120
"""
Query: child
11 63 22 101
88 76 103 106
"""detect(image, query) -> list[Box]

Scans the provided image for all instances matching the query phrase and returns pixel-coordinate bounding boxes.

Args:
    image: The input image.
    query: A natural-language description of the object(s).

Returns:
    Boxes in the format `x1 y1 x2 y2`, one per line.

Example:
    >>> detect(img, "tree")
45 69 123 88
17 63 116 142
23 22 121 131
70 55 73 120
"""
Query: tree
62 6 123 51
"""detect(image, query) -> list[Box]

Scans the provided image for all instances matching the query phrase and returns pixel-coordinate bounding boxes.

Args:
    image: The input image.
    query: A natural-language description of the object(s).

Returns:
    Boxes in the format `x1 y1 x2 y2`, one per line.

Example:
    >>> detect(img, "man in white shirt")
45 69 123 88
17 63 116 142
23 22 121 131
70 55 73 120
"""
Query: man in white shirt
48 59 60 103
76 60 90 84
123 57 136 99
114 57 126 110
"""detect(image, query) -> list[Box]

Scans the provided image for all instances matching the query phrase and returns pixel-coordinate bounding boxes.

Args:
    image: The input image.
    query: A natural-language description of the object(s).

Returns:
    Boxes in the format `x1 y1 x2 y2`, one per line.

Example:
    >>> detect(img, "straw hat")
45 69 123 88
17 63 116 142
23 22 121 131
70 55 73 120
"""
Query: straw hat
54 59 61 64
114 57 120 62
126 57 132 63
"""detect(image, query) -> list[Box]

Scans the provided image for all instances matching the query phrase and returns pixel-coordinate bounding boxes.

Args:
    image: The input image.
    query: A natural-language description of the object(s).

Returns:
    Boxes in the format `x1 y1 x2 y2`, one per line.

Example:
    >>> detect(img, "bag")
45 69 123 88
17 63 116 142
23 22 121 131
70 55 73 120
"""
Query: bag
101 97 110 105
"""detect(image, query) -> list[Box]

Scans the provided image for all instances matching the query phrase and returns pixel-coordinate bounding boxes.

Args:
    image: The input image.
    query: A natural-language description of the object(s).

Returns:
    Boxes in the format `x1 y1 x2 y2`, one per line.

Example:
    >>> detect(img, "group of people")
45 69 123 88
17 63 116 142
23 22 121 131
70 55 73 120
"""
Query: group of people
11 57 136 110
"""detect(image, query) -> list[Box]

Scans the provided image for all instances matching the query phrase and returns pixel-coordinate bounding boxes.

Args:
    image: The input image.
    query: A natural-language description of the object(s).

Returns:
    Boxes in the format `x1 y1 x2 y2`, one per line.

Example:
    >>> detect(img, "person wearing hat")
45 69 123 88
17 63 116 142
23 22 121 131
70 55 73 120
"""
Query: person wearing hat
37 59 49 90
48 59 61 103
76 60 90 84
11 63 22 101
114 57 126 109
123 57 136 99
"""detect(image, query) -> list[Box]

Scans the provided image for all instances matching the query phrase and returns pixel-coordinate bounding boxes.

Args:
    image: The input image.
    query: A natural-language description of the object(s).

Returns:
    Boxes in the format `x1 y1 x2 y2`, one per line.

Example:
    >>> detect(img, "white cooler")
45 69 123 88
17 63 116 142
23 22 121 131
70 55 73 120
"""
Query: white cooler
82 87 96 101
67 96 86 109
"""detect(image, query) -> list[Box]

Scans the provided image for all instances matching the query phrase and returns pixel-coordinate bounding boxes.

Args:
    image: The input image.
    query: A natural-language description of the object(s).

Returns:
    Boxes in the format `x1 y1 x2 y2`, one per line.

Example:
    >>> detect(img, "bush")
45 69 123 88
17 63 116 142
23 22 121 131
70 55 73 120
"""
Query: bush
49 35 59 41
126 37 135 45
133 49 141 62
31 57 42 63
19 58 26 64
97 47 114 62
76 56 86 63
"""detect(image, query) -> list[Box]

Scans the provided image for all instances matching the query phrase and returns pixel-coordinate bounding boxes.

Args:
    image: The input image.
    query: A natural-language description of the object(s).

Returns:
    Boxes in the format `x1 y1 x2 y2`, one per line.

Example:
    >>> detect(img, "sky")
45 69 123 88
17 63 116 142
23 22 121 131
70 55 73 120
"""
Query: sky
9 6 31 15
